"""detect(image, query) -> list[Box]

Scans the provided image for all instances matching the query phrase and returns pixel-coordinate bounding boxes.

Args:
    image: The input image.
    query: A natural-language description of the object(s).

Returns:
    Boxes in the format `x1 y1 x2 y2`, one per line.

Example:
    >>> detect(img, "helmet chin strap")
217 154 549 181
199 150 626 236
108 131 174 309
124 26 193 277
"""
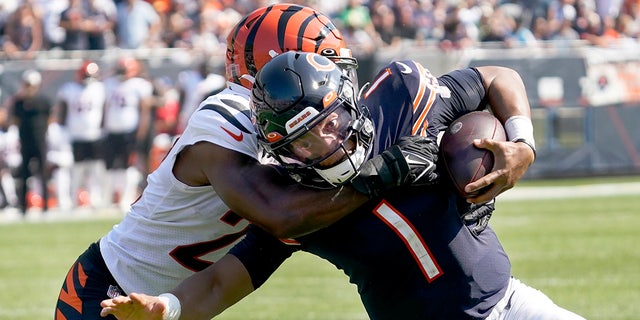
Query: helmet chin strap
314 143 367 185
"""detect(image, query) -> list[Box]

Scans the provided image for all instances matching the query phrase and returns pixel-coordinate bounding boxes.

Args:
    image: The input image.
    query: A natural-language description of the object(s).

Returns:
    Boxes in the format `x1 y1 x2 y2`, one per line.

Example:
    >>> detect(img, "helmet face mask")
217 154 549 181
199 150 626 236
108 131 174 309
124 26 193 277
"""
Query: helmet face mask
252 51 373 189
226 3 358 90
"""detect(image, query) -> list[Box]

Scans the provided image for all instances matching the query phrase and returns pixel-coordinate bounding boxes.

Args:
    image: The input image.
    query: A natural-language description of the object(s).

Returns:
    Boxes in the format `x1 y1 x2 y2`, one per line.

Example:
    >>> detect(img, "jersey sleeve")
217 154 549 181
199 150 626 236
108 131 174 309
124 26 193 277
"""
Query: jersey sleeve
228 225 296 289
361 60 452 152
181 91 260 160
426 67 489 136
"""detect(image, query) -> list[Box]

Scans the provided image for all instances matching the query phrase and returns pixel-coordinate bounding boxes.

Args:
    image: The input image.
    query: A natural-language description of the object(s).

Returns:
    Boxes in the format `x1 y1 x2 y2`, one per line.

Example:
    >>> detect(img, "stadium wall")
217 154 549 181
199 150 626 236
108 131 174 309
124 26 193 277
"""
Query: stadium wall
1 44 639 179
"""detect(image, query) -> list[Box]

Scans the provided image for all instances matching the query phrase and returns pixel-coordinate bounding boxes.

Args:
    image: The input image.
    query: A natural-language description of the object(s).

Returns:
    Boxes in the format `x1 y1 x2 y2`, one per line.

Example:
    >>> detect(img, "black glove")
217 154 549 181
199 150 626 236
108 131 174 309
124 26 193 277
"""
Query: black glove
458 199 495 236
351 135 439 198
395 135 439 186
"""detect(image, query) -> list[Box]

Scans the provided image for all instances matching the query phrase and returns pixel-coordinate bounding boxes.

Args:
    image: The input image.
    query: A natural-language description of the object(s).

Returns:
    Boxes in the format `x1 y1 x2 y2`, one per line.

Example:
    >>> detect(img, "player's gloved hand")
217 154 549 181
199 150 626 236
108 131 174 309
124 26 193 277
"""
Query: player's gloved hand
351 135 439 198
396 135 440 186
457 199 495 236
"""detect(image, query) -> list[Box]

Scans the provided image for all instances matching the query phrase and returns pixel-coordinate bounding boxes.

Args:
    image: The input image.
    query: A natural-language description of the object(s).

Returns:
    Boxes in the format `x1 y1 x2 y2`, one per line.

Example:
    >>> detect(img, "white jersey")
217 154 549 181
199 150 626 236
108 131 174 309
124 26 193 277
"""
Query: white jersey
100 83 259 295
104 76 153 133
56 80 106 141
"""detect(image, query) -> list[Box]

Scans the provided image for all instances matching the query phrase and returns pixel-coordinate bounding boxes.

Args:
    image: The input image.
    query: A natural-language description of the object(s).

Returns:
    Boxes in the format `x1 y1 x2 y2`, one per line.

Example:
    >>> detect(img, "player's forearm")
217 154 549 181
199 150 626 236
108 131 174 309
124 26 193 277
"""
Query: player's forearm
477 66 536 159
272 184 368 238
170 255 255 320
217 160 367 239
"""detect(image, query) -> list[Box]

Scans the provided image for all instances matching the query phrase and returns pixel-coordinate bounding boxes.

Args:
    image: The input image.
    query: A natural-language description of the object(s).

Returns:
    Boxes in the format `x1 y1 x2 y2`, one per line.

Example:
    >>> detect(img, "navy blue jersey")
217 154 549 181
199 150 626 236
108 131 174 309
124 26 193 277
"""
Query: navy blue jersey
230 61 510 319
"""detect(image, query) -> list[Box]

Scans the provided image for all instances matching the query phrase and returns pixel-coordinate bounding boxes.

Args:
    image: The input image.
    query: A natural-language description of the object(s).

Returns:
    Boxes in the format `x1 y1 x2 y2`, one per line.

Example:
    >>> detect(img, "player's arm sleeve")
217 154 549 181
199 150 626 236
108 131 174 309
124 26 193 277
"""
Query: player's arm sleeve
229 225 296 289
438 68 487 114
428 68 488 133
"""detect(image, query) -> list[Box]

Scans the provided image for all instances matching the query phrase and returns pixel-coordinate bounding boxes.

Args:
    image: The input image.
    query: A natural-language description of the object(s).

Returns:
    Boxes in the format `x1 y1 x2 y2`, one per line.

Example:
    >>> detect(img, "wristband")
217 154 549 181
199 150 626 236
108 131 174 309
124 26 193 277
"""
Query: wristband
158 293 182 320
513 138 536 160
504 115 536 158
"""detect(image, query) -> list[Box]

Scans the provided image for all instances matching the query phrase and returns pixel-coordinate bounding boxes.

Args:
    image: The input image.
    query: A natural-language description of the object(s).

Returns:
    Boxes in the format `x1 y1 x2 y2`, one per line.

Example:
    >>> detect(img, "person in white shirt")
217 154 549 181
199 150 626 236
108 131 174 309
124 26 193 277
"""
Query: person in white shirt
102 56 153 211
54 60 107 208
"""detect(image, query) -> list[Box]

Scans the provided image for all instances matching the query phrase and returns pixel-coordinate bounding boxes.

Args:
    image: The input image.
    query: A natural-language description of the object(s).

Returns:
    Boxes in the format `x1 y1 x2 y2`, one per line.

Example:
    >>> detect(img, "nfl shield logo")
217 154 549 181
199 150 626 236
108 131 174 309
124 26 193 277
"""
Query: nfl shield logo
107 285 122 298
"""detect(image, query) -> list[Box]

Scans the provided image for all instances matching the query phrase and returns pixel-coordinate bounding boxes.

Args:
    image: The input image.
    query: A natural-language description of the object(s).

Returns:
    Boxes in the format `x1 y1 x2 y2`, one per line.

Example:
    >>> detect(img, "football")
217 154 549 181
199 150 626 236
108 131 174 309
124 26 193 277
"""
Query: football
440 111 506 197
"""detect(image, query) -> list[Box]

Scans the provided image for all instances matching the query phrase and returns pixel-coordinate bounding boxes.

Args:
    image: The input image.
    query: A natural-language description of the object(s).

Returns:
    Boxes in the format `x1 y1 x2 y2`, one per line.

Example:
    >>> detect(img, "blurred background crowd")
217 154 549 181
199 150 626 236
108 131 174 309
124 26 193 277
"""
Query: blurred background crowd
0 0 639 217
1 0 639 59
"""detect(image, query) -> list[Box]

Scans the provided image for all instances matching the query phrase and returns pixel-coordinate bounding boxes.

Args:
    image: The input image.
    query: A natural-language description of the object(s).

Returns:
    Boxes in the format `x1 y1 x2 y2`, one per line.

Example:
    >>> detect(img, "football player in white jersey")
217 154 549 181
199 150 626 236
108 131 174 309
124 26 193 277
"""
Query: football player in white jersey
54 60 107 208
102 56 154 211
55 4 441 319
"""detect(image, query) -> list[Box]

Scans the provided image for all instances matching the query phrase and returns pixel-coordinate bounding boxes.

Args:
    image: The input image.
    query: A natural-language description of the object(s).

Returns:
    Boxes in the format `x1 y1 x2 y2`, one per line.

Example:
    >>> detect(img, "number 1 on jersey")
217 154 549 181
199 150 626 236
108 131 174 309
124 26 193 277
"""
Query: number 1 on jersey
373 201 443 282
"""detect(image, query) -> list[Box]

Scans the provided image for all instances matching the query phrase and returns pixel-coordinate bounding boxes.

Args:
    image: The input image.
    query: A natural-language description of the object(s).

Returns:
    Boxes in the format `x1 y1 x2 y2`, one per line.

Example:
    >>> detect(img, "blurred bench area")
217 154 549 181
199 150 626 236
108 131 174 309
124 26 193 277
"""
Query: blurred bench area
2 40 640 179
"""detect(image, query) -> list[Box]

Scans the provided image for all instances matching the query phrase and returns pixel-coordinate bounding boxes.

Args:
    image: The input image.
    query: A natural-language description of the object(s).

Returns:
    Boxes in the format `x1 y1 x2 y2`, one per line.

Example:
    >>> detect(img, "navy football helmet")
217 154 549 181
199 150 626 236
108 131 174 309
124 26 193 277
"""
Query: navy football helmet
252 51 373 188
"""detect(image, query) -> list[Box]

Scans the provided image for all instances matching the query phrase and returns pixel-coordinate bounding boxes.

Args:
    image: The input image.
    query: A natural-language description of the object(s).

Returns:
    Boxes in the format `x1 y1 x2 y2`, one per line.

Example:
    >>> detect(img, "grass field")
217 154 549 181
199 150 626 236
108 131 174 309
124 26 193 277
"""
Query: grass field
1 177 639 319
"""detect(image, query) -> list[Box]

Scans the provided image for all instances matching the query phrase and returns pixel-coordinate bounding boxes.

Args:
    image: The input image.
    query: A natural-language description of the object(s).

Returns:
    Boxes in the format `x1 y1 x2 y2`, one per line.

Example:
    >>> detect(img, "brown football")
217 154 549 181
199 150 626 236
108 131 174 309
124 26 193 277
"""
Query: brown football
440 111 506 197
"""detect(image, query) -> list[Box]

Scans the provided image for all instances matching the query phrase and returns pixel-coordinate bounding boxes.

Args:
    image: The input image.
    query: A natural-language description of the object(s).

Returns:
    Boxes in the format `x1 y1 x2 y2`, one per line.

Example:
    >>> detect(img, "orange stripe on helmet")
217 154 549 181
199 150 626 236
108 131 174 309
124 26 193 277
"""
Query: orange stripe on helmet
226 4 347 89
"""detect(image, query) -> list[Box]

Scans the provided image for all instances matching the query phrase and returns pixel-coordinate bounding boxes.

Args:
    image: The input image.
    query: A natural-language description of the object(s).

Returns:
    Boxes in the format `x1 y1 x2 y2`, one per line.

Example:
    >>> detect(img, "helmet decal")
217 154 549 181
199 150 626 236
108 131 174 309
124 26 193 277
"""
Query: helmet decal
323 91 338 108
307 53 337 72
285 107 319 133
251 51 372 189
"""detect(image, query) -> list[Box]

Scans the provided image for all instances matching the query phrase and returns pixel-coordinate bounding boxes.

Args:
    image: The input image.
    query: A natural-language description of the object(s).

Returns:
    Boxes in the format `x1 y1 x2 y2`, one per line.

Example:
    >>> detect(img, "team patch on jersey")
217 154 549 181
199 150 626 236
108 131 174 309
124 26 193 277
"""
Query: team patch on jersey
106 285 123 298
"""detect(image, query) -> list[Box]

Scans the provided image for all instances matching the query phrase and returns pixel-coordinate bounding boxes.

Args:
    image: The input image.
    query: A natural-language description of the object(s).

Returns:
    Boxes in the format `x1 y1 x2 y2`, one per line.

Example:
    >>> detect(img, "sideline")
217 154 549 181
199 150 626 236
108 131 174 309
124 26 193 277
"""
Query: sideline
498 182 640 201
0 206 124 224
2 182 640 224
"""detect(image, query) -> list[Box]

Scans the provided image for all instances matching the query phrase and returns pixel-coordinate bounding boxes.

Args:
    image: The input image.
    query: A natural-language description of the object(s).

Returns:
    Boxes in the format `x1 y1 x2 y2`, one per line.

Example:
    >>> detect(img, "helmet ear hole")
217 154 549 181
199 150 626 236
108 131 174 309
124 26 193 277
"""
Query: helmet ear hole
252 51 373 189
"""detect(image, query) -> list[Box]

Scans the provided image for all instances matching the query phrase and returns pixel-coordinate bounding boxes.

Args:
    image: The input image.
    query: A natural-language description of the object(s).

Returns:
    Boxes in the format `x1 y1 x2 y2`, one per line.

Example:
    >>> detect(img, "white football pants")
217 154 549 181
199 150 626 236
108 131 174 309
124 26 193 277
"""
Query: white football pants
486 277 586 320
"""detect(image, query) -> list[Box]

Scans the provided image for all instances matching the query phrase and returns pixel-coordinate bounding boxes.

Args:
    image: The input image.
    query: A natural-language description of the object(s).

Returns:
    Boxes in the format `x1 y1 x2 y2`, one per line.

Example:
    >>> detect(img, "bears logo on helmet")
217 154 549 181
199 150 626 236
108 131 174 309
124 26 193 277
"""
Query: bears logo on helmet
252 51 373 188
226 3 357 90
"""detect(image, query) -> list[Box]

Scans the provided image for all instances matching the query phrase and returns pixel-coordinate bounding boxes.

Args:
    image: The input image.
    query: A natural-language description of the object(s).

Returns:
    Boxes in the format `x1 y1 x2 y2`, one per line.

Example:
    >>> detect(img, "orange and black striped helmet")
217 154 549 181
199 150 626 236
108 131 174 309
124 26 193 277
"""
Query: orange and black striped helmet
226 3 357 90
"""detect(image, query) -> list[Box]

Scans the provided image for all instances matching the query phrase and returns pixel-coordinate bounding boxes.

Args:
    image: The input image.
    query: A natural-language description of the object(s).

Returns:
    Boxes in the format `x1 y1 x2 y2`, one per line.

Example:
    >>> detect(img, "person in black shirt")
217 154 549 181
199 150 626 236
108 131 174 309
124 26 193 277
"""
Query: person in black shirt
6 69 52 215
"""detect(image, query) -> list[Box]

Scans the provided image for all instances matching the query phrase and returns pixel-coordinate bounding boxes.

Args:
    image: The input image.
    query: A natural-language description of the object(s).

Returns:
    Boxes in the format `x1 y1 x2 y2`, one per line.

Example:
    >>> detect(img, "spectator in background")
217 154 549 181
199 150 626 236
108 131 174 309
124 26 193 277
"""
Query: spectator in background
59 0 91 50
54 60 107 209
0 0 20 35
4 70 52 215
1 2 43 59
370 2 403 46
192 2 241 54
551 14 581 44
82 0 117 50
412 0 441 42
161 0 196 48
392 0 420 41
440 4 476 50
479 5 514 44
39 0 70 50
58 0 116 51
507 14 539 47
337 0 373 34
115 0 162 49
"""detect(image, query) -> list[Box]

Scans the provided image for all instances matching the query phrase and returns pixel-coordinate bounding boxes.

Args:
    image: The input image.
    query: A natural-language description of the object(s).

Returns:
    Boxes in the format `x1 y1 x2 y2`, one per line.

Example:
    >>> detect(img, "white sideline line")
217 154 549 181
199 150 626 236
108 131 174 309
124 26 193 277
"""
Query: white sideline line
2 183 639 224
498 182 640 201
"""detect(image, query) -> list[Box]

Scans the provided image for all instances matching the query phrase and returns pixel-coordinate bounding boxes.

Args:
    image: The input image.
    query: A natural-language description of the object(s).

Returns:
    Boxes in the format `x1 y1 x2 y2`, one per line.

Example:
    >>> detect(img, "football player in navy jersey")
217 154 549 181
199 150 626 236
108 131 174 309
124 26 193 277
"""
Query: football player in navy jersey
100 52 585 319
56 5 443 320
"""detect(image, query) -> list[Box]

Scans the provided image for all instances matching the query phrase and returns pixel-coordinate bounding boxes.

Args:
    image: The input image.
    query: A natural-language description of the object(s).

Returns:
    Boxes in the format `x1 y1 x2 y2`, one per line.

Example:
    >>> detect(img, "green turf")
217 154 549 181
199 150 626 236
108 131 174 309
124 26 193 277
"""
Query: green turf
1 191 638 319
